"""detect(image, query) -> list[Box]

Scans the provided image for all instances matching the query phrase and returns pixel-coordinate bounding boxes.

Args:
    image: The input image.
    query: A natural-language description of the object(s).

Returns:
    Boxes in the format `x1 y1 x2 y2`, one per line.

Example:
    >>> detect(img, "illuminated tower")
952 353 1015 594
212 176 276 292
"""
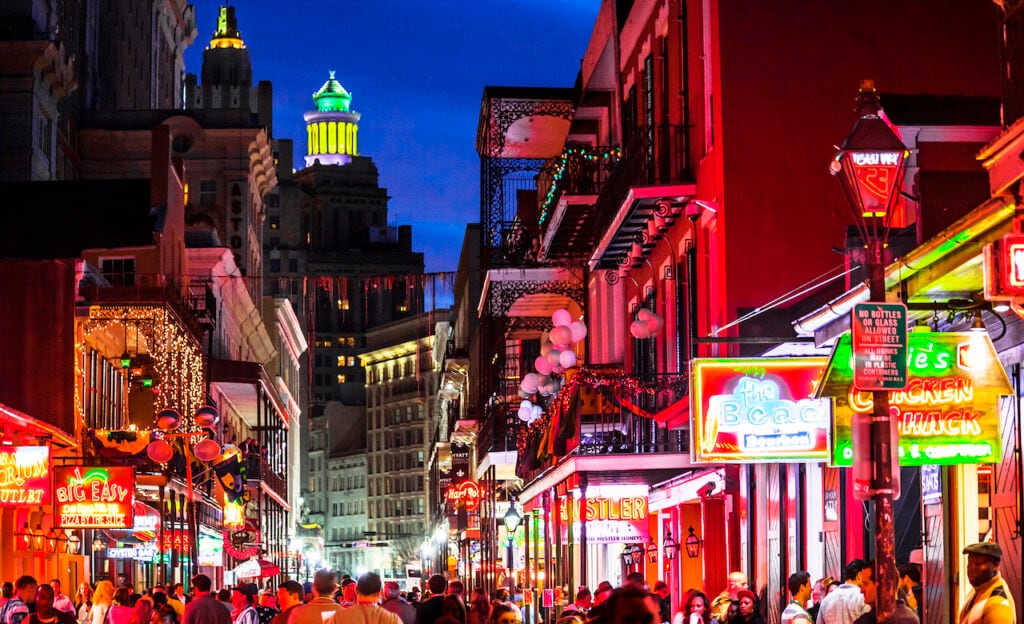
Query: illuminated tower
304 72 360 167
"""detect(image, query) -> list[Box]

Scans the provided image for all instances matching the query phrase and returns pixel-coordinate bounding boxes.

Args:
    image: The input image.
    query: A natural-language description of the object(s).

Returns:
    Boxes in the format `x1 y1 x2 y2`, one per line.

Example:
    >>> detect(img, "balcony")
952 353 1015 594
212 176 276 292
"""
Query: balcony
80 276 210 342
516 371 689 484
246 454 288 506
537 145 621 262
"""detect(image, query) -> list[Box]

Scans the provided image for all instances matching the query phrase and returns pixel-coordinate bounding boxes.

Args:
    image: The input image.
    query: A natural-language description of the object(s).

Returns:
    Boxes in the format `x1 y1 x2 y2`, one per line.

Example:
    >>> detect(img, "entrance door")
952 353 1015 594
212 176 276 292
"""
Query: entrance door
766 464 782 624
993 366 1022 623
922 500 947 624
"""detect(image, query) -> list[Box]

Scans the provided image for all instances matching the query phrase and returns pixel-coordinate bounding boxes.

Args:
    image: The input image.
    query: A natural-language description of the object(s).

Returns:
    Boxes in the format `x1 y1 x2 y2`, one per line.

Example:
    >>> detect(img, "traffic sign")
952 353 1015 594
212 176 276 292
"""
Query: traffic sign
851 302 908 391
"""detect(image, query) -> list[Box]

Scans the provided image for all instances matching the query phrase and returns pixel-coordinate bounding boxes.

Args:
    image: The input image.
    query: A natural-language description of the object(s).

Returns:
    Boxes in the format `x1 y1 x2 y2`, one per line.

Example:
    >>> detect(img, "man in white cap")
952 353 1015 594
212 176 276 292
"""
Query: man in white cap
959 542 1015 624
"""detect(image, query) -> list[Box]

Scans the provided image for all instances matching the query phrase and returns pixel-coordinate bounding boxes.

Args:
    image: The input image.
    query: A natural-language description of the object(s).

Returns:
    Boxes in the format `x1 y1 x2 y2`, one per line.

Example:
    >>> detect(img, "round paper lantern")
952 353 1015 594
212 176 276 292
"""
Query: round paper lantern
552 309 573 328
518 403 533 421
647 313 665 334
552 365 565 375
156 409 181 431
518 389 531 399
531 405 543 421
637 308 652 322
550 325 573 346
546 349 561 366
559 349 577 368
193 438 221 462
540 341 553 357
534 356 553 376
569 321 588 343
146 439 174 464
521 373 540 393
630 320 651 339
193 406 220 427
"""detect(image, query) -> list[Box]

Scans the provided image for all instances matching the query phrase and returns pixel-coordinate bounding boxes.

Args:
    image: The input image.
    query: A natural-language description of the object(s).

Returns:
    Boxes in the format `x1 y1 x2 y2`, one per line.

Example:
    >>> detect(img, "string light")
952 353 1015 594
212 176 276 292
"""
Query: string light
80 305 205 420
537 146 622 227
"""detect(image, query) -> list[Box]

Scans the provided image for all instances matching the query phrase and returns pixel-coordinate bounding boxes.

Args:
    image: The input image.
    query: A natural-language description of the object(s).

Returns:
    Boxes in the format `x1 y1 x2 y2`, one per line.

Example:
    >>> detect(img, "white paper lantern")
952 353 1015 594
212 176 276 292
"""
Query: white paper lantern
550 325 573 346
630 320 651 339
534 356 553 375
552 309 573 327
559 349 577 368
569 321 588 343
647 313 665 334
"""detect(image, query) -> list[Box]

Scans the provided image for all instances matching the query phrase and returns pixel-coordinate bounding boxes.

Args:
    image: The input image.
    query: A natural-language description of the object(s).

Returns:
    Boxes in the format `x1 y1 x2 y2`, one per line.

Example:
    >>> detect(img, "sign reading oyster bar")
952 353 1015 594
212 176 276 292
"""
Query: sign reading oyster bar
55 466 135 528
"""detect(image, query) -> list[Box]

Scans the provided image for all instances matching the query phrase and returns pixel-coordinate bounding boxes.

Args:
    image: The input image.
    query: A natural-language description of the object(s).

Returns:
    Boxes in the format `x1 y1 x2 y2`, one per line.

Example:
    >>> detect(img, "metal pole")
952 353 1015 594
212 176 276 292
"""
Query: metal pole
868 239 896 623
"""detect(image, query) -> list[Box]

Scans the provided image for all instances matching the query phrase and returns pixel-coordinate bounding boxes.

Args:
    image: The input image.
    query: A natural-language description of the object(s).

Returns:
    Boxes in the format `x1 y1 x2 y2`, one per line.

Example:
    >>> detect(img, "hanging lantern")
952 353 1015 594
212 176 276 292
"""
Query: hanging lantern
194 406 220 427
551 309 572 327
147 439 174 464
193 438 222 462
156 409 182 431
66 532 81 555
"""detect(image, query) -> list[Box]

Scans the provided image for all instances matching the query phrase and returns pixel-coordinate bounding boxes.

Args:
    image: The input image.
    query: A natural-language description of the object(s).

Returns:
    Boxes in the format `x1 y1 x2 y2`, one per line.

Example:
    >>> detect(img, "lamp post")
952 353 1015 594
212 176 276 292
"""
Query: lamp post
830 80 909 624
503 502 522 596
684 527 701 559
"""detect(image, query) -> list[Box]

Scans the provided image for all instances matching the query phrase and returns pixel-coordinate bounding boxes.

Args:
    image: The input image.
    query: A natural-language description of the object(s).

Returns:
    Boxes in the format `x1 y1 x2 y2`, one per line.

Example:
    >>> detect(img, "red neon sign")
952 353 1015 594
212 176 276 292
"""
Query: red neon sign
446 481 482 511
558 497 647 522
0 446 50 505
54 466 135 528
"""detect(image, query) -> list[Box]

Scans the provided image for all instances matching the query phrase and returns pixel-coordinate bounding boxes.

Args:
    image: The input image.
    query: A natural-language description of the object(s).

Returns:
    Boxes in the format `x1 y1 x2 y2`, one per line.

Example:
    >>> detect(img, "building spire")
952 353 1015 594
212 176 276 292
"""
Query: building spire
210 6 245 49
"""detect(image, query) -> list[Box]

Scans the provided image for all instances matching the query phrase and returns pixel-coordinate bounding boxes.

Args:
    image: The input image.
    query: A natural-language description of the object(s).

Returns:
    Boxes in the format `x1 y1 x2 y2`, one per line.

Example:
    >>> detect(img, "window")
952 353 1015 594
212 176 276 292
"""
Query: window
337 374 346 384
269 259 281 273
348 356 356 366
199 180 216 206
269 215 280 230
100 257 136 287
337 299 350 310
289 258 298 272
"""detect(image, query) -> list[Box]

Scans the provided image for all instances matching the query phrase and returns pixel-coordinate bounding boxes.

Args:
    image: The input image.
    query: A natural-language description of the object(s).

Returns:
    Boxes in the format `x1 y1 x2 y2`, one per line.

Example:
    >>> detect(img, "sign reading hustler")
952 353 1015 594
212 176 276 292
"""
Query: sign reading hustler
690 358 831 463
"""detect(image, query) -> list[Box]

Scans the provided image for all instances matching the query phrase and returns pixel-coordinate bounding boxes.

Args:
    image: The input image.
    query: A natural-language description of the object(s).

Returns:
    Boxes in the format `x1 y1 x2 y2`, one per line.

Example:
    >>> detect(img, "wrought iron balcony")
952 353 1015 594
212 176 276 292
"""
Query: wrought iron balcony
593 125 693 238
245 454 288 503
515 371 689 483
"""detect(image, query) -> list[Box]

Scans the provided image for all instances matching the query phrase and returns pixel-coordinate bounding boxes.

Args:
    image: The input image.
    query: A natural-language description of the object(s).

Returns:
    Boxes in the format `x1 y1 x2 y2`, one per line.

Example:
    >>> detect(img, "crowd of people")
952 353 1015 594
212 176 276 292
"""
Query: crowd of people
0 542 1011 624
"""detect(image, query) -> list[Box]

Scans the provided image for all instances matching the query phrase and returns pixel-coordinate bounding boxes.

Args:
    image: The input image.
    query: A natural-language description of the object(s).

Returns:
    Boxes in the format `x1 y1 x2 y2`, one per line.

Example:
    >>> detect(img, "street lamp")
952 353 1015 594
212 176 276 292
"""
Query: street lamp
629 544 644 567
66 531 81 555
646 538 658 563
663 532 678 561
684 527 701 559
503 502 522 596
831 80 908 623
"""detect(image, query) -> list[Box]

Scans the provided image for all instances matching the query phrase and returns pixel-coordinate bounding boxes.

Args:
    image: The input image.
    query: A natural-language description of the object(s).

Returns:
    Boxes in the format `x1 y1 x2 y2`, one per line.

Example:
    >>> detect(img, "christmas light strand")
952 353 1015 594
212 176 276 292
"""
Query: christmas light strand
537 146 622 227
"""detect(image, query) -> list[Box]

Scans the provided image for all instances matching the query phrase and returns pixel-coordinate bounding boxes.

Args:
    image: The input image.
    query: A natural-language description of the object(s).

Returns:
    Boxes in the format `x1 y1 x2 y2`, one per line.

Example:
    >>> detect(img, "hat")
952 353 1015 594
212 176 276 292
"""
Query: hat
736 589 757 604
233 583 258 598
963 542 1002 562
909 549 924 566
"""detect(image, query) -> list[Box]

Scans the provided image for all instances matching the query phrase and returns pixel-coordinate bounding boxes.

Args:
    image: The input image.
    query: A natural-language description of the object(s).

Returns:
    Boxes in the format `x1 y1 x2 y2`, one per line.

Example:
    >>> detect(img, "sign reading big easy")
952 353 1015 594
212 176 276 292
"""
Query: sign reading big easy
55 466 135 528
819 332 1012 466
0 446 50 505
691 358 831 463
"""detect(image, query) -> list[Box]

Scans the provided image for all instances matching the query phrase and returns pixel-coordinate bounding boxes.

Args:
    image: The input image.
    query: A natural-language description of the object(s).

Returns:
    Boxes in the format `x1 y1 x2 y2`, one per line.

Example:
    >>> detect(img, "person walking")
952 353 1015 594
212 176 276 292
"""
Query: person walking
2 577 38 624
73 584 92 624
730 590 764 624
464 589 489 624
27 584 75 624
269 582 303 624
958 542 1016 624
89 582 114 624
287 571 345 624
182 575 229 624
49 582 74 617
381 583 415 624
781 573 813 624
108 590 134 624
229 586 258 624
334 574 400 624
710 573 748 623
815 561 873 624
415 577 447 624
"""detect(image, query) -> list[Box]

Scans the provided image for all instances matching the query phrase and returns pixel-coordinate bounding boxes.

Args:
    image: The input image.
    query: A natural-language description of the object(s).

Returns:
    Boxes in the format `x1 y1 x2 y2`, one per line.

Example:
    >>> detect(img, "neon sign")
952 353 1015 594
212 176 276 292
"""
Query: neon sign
108 546 158 561
0 446 50 505
446 481 482 511
55 466 135 528
819 333 1011 466
559 497 647 522
691 358 831 462
984 234 1024 299
848 150 906 216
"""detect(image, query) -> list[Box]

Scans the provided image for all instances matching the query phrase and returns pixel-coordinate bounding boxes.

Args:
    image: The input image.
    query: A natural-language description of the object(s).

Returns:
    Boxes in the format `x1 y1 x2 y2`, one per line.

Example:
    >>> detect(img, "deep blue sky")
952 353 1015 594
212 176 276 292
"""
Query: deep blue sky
184 1 600 273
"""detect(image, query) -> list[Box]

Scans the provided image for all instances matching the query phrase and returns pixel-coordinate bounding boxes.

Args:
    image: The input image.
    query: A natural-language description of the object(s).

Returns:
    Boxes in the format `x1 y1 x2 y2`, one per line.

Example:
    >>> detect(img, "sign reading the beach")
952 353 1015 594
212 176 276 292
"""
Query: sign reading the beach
690 358 831 462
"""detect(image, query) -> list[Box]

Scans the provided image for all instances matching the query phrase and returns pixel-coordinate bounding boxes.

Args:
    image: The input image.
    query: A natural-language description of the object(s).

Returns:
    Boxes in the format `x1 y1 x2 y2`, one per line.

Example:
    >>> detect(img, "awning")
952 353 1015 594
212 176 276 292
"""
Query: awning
232 558 281 579
0 402 77 448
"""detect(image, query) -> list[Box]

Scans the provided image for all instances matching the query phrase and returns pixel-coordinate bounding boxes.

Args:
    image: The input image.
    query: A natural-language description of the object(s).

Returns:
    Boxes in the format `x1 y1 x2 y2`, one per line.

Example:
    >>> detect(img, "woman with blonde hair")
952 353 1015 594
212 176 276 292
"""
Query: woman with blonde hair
74 584 93 624
90 582 114 624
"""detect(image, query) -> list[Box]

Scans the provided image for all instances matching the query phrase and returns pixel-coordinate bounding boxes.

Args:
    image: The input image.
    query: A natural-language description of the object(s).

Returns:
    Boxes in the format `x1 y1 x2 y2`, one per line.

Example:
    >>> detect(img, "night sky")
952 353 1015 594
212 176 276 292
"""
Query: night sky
184 1 600 272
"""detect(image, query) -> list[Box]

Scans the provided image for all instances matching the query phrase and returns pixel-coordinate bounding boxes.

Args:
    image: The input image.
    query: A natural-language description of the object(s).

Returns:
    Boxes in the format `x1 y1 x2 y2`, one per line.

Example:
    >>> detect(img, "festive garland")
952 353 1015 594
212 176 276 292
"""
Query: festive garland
538 146 622 227
516 365 688 457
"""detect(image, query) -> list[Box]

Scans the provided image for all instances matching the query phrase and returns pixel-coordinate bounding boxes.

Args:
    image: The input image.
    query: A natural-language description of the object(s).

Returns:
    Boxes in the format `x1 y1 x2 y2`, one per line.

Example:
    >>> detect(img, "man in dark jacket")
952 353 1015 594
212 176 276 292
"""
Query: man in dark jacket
182 575 230 624
381 583 415 624
415 576 447 624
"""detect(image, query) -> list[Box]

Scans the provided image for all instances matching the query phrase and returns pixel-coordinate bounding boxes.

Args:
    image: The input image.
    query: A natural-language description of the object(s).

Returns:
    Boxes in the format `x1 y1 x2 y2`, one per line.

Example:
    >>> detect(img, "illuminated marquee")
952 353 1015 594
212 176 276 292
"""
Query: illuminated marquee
446 481 482 511
0 446 50 505
557 496 650 544
690 358 831 463
558 497 647 522
984 234 1024 299
54 466 135 528
819 332 1011 466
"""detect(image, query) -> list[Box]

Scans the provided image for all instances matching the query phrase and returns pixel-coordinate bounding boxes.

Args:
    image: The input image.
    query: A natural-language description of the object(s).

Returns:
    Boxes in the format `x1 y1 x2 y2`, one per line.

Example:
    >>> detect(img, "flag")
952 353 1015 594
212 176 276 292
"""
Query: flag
213 454 247 504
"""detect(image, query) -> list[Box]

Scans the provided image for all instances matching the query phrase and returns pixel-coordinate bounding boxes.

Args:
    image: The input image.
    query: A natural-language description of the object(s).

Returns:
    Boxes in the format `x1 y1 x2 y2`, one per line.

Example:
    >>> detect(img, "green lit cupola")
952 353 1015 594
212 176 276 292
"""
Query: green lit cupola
313 71 352 113
304 71 361 167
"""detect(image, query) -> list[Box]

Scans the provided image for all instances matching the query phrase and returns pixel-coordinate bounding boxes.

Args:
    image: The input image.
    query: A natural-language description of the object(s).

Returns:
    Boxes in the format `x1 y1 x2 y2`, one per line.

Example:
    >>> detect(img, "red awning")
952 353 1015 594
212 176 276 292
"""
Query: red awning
0 402 77 448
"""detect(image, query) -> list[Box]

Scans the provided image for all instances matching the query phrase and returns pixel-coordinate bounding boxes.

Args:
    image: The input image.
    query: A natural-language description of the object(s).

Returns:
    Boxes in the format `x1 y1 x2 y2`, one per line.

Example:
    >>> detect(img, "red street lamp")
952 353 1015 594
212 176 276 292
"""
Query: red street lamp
831 80 908 624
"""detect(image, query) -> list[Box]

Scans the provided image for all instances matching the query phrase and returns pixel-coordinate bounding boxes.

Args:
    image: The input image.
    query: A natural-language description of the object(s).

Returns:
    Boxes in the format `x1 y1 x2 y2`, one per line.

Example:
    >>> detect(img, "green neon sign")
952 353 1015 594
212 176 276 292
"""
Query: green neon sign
819 332 1012 466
